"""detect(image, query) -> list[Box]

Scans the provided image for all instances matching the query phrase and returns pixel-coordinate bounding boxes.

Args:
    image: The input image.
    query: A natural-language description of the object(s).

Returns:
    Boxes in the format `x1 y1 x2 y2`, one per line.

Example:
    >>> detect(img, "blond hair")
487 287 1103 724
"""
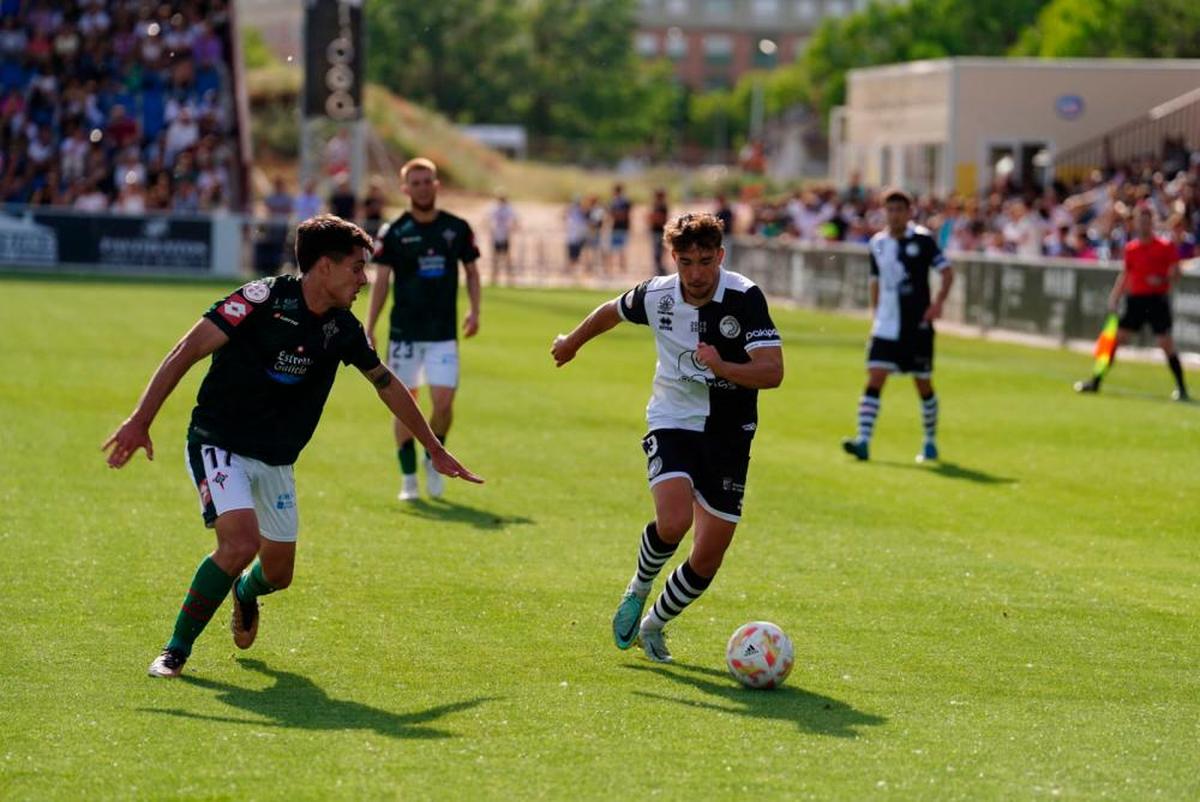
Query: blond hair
401 157 438 181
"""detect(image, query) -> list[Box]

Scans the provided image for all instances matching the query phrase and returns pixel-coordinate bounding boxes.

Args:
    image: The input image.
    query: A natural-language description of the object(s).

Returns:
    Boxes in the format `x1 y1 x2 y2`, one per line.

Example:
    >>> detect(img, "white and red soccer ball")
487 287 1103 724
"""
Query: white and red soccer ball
725 621 794 689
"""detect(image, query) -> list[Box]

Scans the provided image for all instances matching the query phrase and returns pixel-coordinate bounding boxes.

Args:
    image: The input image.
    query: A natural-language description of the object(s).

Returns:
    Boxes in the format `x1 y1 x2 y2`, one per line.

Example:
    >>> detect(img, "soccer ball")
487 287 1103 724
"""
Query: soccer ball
725 621 794 689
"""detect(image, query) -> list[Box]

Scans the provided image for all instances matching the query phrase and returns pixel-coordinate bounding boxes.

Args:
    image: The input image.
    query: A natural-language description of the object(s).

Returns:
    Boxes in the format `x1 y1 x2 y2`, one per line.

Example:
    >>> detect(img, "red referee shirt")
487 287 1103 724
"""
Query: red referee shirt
1123 236 1177 296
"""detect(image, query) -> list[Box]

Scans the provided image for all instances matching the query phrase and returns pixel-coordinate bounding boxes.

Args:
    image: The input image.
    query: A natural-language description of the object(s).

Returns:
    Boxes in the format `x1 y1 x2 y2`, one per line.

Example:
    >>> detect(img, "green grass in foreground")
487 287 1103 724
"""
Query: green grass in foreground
0 279 1197 801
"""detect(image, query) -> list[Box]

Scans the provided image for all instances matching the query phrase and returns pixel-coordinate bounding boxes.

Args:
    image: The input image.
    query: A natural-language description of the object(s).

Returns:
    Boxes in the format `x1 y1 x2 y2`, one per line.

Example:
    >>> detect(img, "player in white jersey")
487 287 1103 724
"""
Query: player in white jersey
551 212 783 663
842 189 954 462
488 194 518 285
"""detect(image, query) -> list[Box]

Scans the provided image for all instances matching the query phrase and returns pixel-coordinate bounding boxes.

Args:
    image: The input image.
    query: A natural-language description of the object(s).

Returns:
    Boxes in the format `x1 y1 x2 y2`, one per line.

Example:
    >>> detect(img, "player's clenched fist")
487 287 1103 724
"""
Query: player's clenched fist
551 334 578 367
694 342 724 374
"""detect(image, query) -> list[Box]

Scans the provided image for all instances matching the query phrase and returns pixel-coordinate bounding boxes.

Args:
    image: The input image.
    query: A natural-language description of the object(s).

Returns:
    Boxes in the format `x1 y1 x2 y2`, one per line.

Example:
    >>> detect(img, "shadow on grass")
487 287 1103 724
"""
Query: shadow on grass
142 658 494 740
397 498 534 531
621 661 886 738
874 459 1017 485
1099 386 1195 406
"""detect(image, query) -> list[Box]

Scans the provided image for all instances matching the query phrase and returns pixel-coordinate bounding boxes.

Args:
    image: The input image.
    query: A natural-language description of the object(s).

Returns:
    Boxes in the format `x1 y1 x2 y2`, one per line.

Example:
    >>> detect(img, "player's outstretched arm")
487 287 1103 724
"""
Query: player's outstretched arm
102 318 229 468
361 364 483 484
551 298 622 367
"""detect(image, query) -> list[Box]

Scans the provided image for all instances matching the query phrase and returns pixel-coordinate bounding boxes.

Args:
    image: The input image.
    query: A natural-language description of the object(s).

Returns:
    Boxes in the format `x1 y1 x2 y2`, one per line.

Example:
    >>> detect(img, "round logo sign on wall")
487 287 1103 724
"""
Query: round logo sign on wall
1056 94 1085 120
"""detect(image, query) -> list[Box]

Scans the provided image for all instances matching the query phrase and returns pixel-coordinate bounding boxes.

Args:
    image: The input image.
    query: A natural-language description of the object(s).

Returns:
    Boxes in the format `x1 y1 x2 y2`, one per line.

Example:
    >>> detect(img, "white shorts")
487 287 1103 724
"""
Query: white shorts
185 443 299 542
387 339 459 389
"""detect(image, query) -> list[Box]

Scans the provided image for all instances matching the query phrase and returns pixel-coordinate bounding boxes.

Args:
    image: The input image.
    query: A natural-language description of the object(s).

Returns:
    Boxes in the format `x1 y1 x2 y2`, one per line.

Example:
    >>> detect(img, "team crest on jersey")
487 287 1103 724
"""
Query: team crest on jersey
657 295 675 315
242 281 270 303
322 319 339 349
442 229 457 244
906 241 920 257
719 315 741 338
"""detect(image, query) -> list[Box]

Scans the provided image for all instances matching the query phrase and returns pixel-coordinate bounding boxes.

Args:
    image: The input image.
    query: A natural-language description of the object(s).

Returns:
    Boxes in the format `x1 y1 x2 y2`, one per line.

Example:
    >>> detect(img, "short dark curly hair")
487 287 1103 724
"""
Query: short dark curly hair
663 211 724 252
294 214 373 274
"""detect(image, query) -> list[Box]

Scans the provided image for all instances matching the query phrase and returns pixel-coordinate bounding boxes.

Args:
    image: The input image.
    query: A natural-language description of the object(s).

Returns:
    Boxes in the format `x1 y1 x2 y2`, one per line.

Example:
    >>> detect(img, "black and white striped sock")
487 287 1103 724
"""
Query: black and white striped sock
630 522 677 596
642 559 713 631
857 388 881 443
920 392 938 443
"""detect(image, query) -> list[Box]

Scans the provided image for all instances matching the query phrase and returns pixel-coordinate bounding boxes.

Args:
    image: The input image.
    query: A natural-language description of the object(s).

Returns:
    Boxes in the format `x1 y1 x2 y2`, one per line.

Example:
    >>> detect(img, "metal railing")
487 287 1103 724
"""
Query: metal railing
726 238 1200 354
1055 87 1200 180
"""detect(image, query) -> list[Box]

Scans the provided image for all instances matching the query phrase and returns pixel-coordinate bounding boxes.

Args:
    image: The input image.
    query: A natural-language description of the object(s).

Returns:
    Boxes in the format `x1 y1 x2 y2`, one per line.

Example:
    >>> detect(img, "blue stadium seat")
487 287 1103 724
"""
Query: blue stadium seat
196 66 220 97
142 89 166 140
0 61 26 92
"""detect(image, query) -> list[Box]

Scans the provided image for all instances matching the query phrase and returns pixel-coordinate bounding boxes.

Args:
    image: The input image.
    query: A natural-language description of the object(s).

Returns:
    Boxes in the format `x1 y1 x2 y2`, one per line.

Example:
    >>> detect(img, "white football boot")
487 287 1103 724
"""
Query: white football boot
398 474 419 501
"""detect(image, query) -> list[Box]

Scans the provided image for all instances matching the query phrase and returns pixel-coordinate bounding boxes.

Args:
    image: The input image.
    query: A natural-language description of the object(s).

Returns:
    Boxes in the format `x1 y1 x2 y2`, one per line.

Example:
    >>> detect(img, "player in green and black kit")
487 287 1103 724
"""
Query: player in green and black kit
367 157 482 501
103 216 482 678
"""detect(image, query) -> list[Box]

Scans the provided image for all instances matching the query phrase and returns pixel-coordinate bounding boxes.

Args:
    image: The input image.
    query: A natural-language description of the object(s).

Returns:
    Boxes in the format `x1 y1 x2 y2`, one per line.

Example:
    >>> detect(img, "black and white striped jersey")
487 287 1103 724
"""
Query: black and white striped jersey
617 269 782 434
868 223 950 340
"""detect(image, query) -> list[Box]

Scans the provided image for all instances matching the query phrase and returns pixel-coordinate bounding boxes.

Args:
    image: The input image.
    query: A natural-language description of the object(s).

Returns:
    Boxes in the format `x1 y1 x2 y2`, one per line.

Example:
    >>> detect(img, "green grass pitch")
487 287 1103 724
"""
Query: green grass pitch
0 277 1197 800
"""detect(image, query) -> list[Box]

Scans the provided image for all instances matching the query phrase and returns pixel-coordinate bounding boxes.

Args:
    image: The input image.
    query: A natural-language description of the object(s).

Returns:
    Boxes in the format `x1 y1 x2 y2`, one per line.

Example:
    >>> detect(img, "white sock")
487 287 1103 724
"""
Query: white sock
627 577 652 598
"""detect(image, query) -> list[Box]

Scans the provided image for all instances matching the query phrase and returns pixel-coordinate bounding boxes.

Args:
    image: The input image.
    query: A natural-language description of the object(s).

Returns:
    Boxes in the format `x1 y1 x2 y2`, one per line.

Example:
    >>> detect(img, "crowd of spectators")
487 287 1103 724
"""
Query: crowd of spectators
254 173 390 274
744 141 1200 263
0 0 238 214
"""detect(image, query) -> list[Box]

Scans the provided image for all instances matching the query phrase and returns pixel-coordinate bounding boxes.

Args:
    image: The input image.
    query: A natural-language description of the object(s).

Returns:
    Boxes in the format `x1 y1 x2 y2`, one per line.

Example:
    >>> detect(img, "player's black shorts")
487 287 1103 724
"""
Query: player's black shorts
642 428 753 523
1119 294 1172 335
493 240 509 254
867 327 934 377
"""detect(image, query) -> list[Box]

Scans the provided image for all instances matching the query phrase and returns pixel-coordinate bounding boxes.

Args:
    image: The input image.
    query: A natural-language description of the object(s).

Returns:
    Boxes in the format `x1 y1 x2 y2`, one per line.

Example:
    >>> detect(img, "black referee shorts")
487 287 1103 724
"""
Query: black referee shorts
1119 294 1172 336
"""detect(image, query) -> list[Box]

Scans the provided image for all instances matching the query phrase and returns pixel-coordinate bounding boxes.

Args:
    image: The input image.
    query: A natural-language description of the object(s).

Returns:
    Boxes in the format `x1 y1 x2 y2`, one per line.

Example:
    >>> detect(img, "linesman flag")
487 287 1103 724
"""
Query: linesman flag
1091 313 1119 378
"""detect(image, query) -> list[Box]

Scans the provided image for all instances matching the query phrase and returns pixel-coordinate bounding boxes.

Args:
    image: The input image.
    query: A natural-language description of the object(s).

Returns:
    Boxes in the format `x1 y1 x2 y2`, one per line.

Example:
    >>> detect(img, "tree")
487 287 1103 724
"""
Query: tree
799 0 1051 119
520 0 680 154
364 0 679 157
364 0 528 124
1012 0 1200 58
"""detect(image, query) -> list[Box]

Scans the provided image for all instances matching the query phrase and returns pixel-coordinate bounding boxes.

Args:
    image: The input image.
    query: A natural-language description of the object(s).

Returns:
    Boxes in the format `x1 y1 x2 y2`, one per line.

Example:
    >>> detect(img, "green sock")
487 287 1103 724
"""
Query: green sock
398 441 416 475
424 433 446 462
236 559 277 606
166 556 236 657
